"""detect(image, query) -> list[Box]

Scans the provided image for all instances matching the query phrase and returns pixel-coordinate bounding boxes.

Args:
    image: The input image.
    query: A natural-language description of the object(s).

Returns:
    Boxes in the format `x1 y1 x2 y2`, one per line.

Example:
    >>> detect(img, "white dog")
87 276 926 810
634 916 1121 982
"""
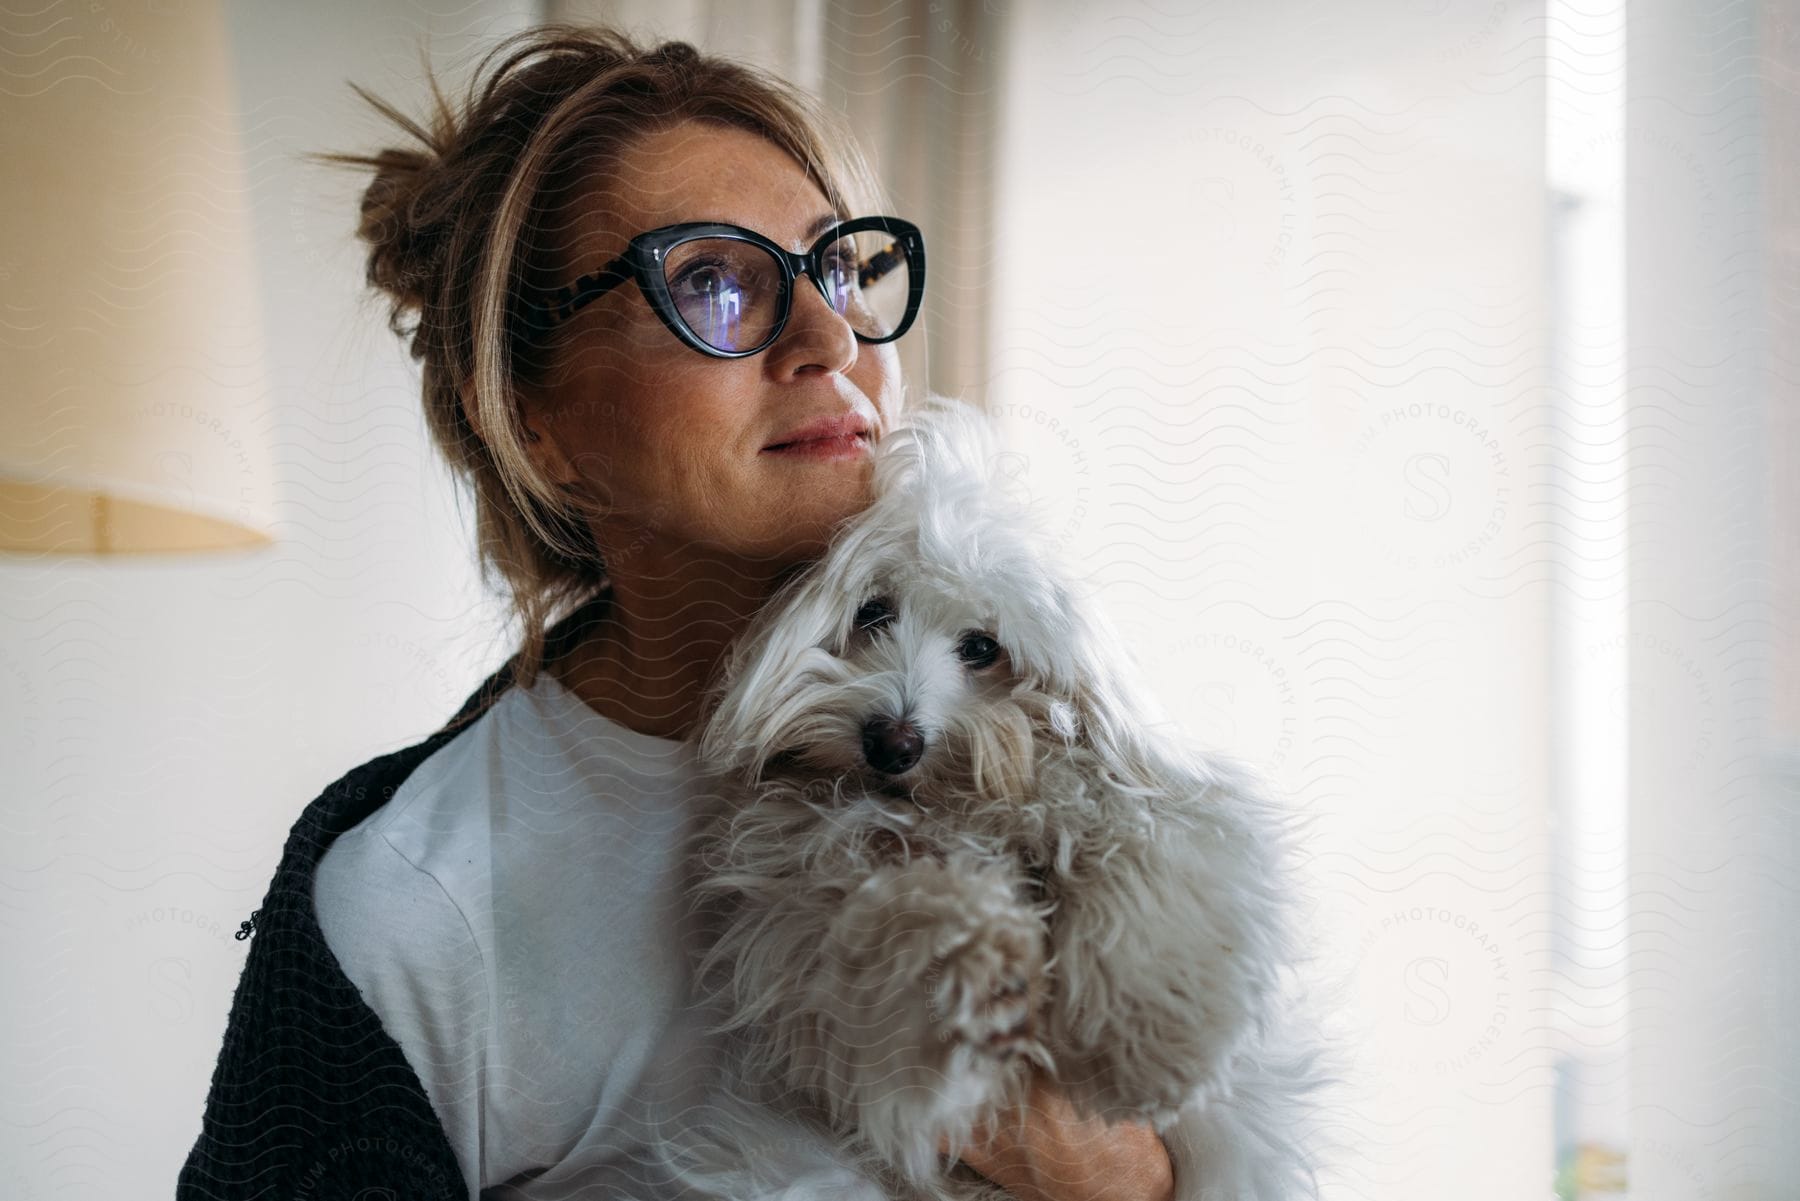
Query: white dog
643 394 1334 1201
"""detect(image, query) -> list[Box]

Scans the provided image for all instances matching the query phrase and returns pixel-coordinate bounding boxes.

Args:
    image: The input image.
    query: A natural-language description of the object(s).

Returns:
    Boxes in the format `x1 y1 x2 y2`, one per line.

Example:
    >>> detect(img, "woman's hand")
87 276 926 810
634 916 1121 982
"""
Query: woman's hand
938 1068 1176 1201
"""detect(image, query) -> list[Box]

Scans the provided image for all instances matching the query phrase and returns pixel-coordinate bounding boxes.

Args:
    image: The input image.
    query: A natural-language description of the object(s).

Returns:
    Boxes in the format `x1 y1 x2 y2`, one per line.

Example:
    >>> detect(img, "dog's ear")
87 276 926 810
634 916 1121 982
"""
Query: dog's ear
1021 570 1182 794
695 561 856 775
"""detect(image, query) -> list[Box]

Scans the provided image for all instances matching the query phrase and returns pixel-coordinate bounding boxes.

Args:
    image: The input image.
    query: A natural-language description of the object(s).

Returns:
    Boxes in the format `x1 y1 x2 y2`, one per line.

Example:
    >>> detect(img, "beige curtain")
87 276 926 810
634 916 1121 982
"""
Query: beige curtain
547 0 1007 410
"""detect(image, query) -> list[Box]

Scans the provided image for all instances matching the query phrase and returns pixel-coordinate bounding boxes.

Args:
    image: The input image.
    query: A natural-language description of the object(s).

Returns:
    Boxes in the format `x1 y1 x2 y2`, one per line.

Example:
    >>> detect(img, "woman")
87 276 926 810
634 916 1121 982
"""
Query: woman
180 26 1174 1201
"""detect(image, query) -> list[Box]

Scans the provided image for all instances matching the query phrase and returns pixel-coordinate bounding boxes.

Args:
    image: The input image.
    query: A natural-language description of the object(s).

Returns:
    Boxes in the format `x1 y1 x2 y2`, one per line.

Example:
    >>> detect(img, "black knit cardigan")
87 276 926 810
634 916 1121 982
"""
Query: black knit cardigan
177 598 610 1200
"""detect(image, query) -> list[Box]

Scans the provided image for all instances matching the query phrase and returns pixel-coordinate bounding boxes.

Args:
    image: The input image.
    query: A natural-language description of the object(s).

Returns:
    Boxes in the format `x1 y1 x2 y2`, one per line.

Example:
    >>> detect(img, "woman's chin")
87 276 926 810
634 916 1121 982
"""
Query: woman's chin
712 468 875 567
791 472 876 526
759 511 866 569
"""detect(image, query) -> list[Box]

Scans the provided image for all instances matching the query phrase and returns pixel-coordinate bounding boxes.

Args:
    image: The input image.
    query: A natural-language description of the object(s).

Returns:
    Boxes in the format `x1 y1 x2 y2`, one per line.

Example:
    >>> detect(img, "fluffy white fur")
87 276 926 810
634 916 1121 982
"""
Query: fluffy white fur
640 394 1337 1201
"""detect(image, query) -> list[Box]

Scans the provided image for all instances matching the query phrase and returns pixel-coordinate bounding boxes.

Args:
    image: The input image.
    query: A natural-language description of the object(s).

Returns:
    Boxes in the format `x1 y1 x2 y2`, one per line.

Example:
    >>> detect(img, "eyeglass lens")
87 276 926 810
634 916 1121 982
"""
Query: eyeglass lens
661 228 914 354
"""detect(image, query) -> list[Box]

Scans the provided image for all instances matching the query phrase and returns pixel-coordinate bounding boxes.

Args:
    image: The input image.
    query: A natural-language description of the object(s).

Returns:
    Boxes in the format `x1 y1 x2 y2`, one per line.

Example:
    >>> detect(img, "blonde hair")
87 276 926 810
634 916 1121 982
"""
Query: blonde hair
319 25 890 688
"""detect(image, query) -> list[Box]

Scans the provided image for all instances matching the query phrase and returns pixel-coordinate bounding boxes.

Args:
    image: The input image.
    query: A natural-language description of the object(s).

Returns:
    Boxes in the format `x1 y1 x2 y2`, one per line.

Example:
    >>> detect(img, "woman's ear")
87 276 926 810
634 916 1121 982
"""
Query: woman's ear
513 386 582 492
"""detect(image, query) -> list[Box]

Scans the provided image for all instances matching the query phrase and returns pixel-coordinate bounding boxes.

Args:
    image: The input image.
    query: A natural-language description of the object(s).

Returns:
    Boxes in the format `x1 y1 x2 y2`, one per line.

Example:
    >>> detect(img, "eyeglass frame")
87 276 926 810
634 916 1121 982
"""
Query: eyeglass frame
513 215 926 360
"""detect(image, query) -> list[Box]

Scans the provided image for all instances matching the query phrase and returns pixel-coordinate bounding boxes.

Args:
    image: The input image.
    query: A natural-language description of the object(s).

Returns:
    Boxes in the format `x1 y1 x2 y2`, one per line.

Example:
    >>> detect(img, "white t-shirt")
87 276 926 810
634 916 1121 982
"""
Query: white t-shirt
314 668 724 1200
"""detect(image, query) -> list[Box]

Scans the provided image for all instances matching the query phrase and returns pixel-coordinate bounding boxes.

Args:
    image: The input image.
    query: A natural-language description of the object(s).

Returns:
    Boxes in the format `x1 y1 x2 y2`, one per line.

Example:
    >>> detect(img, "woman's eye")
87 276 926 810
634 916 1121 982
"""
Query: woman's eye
854 596 896 632
957 631 1001 669
673 259 730 296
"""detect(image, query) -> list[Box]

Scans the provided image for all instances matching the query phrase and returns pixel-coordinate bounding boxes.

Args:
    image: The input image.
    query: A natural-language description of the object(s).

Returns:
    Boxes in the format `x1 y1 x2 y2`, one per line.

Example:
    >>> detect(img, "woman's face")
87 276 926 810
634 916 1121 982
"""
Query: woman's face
518 119 908 570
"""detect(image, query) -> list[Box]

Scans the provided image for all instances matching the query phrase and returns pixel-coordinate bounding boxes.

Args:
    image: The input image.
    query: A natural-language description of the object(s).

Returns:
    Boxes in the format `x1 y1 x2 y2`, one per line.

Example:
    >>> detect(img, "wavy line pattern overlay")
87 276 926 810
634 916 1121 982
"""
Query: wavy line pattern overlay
2 2 1794 1200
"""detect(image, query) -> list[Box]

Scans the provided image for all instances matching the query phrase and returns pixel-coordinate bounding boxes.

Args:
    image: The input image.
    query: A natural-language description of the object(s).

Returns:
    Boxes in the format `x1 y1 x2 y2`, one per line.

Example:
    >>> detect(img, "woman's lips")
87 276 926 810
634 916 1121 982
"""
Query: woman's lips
761 432 871 460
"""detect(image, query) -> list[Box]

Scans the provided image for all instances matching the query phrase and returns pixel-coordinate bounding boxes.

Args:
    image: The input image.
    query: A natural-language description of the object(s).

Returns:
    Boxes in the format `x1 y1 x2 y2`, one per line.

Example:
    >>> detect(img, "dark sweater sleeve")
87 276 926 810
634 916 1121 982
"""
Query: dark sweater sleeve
175 747 472 1201
177 600 586 1200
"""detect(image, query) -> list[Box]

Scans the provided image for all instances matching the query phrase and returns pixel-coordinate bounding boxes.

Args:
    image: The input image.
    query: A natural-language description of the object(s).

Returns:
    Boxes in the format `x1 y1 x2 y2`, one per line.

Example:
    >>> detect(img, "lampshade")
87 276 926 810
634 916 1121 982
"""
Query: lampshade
0 0 276 554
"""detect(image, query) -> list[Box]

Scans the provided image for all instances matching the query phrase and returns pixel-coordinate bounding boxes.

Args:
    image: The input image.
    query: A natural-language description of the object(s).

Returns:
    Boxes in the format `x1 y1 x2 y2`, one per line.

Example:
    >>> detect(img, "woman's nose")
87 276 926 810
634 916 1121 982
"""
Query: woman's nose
767 273 859 375
861 715 924 774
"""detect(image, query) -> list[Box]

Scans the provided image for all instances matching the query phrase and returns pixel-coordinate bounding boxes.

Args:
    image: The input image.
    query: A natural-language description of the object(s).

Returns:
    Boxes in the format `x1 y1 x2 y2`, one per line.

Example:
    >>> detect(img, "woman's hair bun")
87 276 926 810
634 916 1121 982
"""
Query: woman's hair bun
356 144 443 326
313 80 459 351
646 40 700 67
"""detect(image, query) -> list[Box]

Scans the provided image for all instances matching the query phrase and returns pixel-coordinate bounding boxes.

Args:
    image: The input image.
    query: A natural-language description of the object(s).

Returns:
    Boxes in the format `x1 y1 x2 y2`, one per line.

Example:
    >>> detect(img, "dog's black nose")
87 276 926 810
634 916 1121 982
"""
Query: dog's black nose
862 716 924 774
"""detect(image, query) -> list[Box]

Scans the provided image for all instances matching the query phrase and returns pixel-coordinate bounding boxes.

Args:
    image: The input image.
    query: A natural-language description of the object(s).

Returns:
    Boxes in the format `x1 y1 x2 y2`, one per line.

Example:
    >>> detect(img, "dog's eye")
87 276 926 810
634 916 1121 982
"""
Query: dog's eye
957 631 1001 669
854 596 896 633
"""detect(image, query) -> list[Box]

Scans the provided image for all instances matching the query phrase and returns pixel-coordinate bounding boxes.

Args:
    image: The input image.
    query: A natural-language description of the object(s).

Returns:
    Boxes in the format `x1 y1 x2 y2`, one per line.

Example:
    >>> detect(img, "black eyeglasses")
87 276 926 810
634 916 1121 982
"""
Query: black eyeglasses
515 215 926 359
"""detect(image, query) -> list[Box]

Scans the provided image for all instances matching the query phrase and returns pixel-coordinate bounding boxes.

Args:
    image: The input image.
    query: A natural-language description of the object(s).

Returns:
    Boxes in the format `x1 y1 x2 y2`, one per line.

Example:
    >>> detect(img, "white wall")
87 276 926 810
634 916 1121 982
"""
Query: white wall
0 2 538 1194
